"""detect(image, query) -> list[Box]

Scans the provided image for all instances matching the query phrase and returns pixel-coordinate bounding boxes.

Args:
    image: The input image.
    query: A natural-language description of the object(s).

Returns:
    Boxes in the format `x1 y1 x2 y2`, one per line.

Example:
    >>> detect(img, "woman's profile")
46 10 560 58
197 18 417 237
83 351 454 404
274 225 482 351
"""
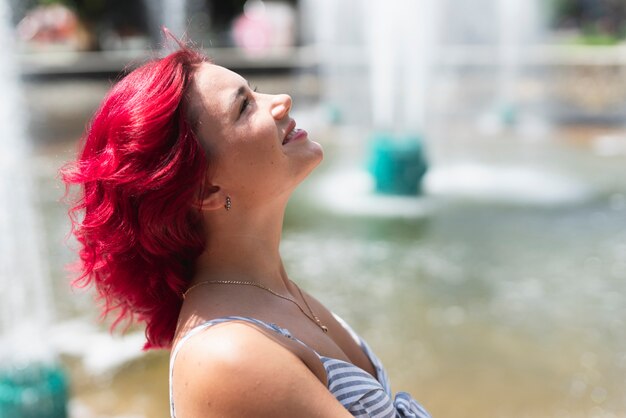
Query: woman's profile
61 36 431 418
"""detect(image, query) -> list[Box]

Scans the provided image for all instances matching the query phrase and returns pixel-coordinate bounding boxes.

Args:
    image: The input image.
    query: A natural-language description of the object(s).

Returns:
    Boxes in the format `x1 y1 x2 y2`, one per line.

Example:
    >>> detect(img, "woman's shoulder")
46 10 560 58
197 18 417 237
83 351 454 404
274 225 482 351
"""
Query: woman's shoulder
172 319 284 377
170 320 352 418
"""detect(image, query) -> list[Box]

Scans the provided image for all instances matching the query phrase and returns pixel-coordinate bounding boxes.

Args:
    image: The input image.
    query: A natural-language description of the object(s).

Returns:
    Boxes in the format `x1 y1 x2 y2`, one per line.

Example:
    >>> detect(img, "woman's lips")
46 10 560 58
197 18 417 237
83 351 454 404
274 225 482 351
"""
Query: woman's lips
282 128 308 145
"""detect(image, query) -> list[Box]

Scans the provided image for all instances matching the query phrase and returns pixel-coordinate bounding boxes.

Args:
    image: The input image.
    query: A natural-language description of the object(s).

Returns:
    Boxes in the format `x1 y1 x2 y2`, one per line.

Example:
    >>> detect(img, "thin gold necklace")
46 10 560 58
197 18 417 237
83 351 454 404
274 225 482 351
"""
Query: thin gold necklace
182 280 329 333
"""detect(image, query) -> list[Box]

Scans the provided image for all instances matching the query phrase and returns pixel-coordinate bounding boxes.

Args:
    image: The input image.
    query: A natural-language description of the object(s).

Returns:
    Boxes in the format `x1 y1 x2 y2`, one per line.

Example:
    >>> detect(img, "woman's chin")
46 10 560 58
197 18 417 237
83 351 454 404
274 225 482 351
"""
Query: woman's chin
306 139 324 161
306 142 324 171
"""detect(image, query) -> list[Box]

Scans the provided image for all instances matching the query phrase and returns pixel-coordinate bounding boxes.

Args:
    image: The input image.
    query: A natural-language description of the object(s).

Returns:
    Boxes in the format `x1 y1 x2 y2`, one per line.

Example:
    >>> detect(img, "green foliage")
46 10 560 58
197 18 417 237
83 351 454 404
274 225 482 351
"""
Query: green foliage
547 0 580 26
575 33 620 45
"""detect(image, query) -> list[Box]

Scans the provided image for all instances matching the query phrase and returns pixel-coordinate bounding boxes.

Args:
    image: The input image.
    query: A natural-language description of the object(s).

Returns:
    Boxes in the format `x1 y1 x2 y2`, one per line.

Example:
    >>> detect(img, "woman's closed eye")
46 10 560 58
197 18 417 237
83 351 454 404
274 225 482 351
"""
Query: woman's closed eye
240 86 259 115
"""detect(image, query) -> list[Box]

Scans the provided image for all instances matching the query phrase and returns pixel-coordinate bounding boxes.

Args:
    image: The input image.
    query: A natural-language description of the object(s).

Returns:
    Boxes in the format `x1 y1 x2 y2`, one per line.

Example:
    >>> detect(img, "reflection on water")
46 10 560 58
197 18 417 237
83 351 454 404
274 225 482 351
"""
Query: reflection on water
28 81 626 417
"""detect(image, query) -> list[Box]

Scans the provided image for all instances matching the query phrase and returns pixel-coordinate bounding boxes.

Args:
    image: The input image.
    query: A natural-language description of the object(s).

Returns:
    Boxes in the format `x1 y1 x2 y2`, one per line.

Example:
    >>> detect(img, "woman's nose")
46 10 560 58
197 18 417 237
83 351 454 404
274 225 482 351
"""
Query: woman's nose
270 94 292 120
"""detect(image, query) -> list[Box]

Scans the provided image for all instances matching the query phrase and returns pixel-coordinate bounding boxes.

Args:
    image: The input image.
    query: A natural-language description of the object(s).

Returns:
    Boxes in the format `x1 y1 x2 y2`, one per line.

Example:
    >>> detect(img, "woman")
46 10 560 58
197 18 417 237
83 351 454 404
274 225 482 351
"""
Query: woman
62 41 431 418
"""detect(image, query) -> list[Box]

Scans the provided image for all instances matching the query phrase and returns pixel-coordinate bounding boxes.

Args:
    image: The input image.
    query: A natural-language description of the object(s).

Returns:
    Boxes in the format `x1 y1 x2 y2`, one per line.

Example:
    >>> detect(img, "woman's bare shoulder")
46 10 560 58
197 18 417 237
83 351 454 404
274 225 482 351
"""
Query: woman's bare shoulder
171 321 353 418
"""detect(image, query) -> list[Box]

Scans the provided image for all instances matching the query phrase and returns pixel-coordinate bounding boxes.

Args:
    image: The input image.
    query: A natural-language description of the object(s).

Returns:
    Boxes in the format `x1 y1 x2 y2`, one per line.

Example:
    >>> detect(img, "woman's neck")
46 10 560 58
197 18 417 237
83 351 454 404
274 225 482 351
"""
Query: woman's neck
193 202 290 292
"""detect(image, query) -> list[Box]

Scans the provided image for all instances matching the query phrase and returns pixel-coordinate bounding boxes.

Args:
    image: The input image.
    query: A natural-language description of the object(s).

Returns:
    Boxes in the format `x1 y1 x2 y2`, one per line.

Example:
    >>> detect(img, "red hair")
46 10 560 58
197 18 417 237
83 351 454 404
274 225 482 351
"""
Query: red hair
61 47 209 349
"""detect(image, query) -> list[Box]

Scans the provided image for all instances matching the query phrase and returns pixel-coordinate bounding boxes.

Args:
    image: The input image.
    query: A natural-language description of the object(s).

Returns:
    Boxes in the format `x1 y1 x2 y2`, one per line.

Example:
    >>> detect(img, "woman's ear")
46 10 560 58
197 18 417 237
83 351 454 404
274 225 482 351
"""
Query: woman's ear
194 184 225 211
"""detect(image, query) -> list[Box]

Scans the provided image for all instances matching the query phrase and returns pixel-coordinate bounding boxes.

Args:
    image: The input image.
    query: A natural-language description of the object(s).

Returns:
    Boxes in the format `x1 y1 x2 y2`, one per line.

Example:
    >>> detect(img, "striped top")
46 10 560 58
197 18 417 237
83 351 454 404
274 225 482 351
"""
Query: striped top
169 316 431 418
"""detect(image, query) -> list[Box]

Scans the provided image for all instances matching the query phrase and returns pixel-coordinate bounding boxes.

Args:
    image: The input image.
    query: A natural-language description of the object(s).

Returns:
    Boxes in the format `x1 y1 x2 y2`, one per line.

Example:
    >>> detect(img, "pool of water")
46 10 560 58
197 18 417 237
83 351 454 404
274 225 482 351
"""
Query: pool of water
26 78 626 417
286 191 626 417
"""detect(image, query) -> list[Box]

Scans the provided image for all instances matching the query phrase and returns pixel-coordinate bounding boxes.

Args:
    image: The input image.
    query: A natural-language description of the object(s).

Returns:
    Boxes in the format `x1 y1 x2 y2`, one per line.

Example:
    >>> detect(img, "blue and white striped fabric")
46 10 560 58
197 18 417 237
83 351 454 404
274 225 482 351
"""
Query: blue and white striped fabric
169 316 431 418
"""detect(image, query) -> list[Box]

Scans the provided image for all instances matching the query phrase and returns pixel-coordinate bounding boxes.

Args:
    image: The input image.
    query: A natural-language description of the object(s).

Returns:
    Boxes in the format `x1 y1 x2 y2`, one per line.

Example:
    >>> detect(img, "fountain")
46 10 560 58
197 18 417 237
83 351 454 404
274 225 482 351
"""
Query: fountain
299 0 438 217
365 0 434 195
494 0 543 129
421 0 595 206
304 0 594 212
0 0 68 416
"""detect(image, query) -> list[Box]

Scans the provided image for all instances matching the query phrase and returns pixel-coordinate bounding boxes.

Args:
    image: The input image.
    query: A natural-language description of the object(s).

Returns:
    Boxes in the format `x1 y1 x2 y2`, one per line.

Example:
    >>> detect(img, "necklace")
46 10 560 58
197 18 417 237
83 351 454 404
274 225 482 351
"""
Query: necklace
182 280 329 333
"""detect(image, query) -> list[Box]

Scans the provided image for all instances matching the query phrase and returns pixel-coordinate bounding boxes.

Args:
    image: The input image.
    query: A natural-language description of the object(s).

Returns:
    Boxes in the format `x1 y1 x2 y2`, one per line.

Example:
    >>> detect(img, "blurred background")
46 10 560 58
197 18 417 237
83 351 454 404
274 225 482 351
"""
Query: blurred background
1 0 626 417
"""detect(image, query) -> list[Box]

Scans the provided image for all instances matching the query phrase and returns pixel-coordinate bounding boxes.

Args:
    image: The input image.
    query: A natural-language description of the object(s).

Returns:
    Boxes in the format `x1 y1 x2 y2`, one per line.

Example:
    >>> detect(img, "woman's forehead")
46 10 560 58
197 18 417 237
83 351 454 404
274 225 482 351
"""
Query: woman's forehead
193 63 244 118
195 63 244 93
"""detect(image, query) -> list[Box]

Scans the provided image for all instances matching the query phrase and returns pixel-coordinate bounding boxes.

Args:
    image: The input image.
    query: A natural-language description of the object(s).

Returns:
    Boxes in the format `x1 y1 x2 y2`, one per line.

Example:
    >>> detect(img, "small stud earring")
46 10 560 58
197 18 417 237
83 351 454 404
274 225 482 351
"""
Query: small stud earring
225 196 231 211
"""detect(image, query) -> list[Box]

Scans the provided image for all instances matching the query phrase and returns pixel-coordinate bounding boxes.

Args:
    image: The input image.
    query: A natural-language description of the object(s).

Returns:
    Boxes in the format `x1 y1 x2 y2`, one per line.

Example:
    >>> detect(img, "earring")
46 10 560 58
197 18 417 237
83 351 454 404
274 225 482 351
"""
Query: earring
225 196 231 211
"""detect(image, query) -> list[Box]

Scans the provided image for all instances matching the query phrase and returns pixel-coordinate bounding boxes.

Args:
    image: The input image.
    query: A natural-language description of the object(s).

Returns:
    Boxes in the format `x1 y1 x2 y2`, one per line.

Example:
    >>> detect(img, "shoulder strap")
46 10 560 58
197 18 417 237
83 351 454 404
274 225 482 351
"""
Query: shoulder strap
171 316 316 358
169 316 322 418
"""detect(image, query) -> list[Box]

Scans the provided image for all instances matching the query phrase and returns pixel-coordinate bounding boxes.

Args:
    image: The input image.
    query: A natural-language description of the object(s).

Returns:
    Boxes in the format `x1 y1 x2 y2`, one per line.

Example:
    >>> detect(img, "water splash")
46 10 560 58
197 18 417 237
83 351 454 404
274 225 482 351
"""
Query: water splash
424 163 594 206
0 0 54 363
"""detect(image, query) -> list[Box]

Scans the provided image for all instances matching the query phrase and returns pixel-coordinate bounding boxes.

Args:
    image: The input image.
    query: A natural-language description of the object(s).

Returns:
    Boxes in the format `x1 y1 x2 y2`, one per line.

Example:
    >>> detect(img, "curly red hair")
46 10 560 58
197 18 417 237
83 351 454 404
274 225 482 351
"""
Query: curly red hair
61 47 209 349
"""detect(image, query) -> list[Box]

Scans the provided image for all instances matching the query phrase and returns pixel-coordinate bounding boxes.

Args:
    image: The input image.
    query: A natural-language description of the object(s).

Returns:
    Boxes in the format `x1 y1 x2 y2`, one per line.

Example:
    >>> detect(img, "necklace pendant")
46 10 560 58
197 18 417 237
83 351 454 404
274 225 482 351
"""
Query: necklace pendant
321 325 328 333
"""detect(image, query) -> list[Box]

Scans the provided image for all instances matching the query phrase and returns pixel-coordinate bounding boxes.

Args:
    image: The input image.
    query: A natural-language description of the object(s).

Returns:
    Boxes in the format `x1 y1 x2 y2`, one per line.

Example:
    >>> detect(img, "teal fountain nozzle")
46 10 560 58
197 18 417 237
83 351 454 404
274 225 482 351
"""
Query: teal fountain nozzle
368 131 428 195
498 102 518 127
0 362 68 418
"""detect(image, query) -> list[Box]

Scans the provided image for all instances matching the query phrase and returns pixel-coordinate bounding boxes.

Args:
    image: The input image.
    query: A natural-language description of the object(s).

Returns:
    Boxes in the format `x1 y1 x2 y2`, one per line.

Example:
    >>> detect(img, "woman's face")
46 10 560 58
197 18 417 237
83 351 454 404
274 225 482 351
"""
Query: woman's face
189 63 323 206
